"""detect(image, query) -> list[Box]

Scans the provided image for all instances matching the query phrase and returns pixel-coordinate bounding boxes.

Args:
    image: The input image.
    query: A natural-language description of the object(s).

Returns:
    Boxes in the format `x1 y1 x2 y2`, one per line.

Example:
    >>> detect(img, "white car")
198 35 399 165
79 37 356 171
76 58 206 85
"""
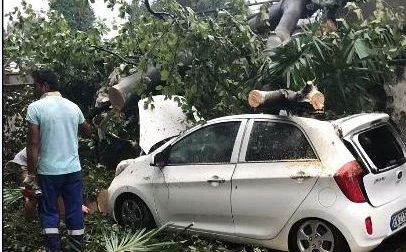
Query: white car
108 112 406 252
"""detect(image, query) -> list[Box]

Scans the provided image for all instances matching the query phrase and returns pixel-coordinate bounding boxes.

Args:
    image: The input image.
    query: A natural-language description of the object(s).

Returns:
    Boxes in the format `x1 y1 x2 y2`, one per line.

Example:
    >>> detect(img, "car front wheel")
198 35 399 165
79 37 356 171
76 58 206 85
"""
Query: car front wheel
289 219 349 252
115 195 155 229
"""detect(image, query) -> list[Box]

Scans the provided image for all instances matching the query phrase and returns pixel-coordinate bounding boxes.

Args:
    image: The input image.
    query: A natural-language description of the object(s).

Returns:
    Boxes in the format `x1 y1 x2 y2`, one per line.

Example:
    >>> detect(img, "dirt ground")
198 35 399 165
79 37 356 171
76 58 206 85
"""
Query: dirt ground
255 228 406 252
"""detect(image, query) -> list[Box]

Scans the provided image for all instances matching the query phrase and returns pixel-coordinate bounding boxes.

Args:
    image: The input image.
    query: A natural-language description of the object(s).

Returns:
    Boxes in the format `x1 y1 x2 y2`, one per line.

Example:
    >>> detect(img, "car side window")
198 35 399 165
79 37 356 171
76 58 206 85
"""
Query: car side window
246 121 316 161
167 122 241 165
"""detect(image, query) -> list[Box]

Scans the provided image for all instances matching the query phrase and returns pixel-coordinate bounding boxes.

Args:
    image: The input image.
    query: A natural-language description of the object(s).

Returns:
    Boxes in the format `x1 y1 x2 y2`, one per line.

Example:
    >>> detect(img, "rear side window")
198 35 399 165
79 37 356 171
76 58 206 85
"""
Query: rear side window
358 125 405 170
246 121 316 161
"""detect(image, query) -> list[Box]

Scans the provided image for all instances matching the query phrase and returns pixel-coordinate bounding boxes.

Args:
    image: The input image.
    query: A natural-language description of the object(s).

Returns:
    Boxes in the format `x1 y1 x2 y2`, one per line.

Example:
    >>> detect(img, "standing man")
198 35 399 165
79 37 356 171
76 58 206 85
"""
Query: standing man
24 69 91 251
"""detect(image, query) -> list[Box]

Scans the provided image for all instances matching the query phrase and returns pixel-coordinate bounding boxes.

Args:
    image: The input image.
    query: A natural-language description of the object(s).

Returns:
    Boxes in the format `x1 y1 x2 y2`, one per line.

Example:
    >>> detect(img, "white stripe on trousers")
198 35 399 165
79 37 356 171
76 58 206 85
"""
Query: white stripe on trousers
43 228 59 234
67 229 85 235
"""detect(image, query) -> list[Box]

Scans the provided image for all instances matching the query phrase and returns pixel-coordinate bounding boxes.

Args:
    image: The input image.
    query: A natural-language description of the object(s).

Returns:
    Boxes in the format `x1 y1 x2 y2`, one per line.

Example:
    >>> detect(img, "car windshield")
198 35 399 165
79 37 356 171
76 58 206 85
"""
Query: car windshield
358 124 406 170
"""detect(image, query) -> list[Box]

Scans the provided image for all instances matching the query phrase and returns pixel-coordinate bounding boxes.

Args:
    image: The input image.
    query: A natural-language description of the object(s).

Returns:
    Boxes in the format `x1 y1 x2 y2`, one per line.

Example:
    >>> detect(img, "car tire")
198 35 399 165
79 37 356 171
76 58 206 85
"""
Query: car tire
288 219 350 252
115 194 155 230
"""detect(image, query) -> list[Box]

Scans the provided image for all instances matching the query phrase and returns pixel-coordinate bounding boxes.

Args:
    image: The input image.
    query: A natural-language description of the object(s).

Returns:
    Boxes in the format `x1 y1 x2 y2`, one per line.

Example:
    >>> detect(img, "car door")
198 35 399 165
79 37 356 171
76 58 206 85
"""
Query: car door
231 119 322 239
153 119 247 234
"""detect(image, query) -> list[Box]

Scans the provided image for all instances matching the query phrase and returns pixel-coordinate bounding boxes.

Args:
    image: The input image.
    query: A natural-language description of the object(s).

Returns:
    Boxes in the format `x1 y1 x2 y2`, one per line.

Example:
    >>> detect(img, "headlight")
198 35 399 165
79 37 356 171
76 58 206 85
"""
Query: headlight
115 159 133 177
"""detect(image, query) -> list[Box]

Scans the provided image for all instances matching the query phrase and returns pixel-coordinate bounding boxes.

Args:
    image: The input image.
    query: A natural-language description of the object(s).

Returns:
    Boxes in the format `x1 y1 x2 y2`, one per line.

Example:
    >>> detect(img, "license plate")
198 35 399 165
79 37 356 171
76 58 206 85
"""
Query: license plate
390 208 406 231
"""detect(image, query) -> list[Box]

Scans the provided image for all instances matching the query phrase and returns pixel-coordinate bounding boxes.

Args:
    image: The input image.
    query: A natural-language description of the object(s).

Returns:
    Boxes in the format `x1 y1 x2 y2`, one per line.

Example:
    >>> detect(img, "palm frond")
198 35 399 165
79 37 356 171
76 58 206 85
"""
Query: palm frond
3 188 24 207
263 1 405 113
104 223 175 252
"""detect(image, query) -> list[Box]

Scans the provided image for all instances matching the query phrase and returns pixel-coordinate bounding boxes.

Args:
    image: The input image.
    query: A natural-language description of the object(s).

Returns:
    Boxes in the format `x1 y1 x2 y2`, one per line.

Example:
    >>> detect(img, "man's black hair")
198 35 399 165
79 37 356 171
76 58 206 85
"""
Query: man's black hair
32 69 60 91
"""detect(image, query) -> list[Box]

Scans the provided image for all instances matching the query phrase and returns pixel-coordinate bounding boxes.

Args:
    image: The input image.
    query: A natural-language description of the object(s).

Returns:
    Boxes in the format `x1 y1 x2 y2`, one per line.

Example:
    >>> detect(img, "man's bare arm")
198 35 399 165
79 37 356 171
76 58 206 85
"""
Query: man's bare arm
80 121 92 138
27 123 40 175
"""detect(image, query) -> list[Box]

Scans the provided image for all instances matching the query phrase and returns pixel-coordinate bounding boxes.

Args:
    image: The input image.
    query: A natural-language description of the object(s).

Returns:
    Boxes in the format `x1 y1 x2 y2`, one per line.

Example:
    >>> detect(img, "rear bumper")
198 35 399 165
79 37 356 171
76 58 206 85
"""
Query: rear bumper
332 193 406 252
356 195 406 251
279 182 406 252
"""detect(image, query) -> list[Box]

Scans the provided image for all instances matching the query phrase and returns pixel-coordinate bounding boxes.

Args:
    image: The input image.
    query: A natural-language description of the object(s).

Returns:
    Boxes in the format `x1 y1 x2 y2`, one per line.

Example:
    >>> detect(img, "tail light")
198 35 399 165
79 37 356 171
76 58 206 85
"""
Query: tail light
334 160 366 203
365 216 373 235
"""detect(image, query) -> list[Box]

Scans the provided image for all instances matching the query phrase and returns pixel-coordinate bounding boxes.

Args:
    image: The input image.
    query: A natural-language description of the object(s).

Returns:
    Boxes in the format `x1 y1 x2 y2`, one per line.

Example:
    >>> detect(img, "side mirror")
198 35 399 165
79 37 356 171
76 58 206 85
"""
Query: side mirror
151 148 169 168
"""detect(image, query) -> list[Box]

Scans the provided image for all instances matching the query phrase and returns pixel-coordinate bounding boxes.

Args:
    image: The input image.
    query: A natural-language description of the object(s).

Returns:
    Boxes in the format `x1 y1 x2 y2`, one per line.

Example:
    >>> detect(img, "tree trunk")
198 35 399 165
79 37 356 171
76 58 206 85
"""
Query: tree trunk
108 66 161 110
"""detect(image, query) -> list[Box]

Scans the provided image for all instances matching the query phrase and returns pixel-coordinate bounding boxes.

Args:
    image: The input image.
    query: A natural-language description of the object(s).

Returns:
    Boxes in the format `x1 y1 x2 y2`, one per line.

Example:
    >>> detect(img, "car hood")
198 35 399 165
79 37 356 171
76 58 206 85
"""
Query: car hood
138 95 201 154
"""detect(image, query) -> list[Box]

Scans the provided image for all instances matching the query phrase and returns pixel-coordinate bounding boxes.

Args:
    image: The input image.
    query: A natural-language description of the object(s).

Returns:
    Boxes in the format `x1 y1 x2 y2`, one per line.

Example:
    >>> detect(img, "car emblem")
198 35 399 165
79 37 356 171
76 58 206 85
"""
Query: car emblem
374 177 385 184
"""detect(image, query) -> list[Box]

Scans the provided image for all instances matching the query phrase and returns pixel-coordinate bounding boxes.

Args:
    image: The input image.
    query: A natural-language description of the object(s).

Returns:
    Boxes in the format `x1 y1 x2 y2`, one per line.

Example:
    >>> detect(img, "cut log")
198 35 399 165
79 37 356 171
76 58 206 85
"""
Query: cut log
248 81 324 114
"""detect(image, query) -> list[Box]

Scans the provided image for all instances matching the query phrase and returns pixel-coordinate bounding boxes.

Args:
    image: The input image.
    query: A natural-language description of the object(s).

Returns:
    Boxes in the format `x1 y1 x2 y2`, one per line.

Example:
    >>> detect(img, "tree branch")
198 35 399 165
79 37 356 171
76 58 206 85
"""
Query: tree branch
91 45 138 65
144 0 175 19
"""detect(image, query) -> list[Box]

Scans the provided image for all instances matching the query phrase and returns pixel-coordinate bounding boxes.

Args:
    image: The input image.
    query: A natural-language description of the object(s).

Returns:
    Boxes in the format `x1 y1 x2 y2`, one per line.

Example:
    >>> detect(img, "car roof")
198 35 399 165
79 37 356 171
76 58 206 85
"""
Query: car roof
206 112 390 137
207 113 323 125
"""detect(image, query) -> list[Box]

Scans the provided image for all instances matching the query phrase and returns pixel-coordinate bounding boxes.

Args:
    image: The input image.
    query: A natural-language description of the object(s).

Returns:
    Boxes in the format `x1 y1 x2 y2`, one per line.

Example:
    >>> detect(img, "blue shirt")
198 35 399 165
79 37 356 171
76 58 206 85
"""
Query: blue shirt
26 93 85 175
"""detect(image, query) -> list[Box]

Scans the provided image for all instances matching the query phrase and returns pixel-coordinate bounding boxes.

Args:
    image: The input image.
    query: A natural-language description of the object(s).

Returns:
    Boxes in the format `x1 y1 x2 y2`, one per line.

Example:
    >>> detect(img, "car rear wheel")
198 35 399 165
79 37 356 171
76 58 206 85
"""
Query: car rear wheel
289 219 349 252
115 194 155 229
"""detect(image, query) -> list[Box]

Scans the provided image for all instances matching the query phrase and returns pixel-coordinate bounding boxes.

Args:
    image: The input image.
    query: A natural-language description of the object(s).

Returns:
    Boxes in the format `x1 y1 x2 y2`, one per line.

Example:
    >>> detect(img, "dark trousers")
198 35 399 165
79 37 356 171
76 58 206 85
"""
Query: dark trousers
38 171 84 251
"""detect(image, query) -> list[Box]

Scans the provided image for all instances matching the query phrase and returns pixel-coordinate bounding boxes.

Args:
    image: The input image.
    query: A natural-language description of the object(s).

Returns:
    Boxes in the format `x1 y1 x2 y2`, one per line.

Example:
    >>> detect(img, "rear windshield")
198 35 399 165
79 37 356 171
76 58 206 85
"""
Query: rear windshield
358 125 406 170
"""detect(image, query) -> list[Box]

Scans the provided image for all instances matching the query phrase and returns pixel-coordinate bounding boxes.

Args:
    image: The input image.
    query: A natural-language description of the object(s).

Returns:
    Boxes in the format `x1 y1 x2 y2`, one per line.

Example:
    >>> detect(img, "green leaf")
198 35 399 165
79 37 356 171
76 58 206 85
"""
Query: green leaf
354 39 371 59
103 223 174 252
160 70 169 81
312 38 325 61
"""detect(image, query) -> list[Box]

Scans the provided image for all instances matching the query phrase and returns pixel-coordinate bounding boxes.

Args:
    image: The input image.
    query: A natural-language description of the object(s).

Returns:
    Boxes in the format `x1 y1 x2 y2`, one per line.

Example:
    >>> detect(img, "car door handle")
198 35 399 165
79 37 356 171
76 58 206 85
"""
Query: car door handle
397 170 403 180
207 176 225 183
290 171 312 180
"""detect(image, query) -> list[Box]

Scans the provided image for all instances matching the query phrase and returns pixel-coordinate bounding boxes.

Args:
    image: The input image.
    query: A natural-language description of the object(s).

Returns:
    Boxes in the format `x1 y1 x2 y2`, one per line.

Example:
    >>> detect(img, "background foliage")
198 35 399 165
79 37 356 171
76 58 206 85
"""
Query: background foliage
266 1 405 113
3 86 32 163
4 2 108 113
49 0 96 31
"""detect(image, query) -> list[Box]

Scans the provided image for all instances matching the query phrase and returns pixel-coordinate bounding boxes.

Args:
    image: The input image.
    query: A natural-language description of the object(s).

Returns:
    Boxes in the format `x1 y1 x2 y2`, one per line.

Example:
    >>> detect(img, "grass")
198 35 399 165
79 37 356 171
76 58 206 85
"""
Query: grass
3 204 270 252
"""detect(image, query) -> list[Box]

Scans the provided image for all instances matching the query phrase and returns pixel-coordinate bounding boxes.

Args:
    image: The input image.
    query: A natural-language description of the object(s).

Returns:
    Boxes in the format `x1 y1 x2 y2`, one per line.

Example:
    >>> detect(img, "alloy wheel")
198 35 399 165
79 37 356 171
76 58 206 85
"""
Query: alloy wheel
296 220 335 252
